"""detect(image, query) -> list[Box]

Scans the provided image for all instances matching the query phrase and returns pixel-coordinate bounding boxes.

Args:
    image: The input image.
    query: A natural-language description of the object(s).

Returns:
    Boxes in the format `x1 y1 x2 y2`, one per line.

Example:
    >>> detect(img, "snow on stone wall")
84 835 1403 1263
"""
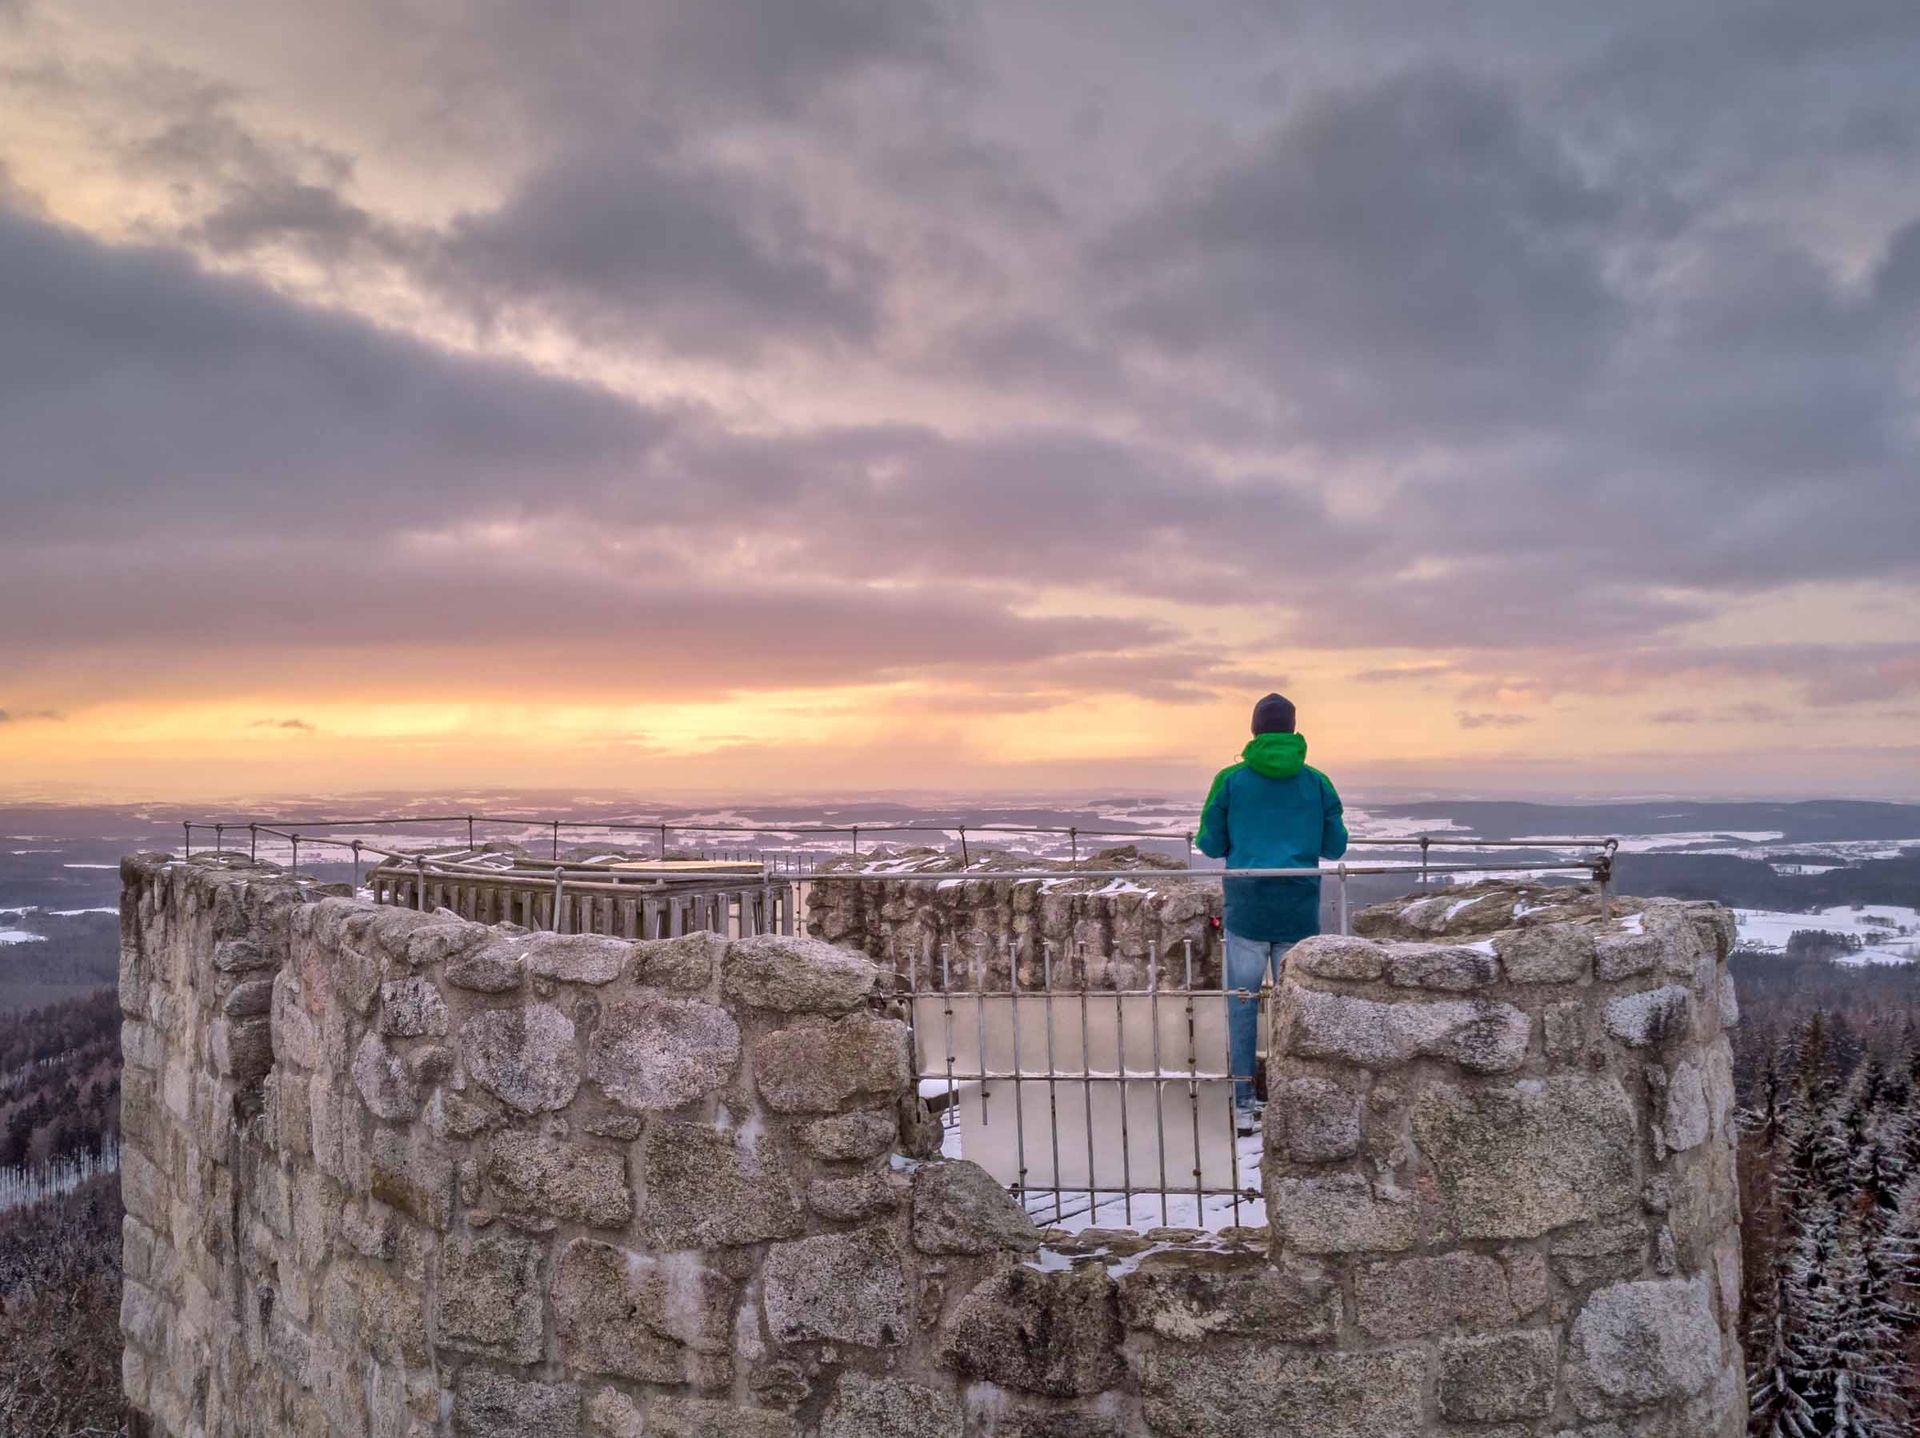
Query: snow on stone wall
119 852 1743 1437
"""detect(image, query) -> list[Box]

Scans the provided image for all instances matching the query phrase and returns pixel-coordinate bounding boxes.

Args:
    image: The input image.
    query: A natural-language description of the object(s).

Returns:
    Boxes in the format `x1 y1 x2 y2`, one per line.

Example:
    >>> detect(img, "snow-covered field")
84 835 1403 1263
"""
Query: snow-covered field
1600 830 1785 852
1733 905 1920 965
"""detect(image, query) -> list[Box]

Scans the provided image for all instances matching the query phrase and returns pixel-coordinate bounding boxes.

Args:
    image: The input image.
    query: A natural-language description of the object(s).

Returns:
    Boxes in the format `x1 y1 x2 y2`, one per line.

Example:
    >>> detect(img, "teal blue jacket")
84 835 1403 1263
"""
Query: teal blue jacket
1195 732 1349 943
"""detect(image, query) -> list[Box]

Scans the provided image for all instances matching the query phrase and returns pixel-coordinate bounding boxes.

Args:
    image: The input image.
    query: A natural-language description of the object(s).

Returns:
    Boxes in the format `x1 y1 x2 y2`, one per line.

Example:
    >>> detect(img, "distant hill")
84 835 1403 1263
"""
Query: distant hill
1368 798 1920 844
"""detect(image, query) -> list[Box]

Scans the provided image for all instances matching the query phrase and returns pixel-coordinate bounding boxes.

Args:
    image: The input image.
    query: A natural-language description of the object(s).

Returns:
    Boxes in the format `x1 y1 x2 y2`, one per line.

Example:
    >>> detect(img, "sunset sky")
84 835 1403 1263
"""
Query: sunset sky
2 1 1917 802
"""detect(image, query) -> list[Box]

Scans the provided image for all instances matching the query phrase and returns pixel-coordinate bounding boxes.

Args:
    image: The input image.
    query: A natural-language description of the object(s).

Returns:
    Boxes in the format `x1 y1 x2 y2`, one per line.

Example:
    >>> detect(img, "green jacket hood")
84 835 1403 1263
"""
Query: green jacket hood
1241 731 1307 779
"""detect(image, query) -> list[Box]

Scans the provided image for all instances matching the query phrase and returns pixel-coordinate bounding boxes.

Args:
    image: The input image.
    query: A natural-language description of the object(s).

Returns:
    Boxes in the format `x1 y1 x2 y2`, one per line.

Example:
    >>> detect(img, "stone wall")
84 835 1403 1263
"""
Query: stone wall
121 853 1744 1438
1255 892 1746 1437
805 848 1220 989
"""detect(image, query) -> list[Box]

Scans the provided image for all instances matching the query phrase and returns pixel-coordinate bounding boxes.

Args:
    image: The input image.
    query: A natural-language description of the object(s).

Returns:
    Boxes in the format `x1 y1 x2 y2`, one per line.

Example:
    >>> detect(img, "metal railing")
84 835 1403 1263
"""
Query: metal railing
177 809 1617 872
812 842 1618 1231
179 812 1212 866
365 858 795 939
903 932 1260 1231
174 812 1616 1230
182 822 798 937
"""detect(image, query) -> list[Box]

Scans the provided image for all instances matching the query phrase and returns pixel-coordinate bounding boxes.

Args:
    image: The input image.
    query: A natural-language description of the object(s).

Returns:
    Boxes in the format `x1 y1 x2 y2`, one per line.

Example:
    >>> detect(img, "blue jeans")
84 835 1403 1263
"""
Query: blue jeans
1225 931 1292 1107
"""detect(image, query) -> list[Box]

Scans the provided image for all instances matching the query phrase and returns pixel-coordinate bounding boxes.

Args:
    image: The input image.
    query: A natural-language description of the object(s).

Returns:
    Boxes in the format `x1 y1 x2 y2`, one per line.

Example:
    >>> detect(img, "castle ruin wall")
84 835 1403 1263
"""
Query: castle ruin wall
805 848 1220 989
120 851 1744 1437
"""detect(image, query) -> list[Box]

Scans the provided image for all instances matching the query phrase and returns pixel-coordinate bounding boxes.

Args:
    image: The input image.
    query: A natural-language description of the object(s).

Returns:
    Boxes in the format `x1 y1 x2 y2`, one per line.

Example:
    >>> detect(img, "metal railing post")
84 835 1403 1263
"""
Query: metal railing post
467 814 475 848
1420 836 1430 889
182 821 191 857
552 821 561 861
352 840 362 891
552 868 566 932
249 823 258 861
290 834 300 879
214 822 224 854
1007 934 1028 1202
1184 937 1203 1224
1337 861 1350 936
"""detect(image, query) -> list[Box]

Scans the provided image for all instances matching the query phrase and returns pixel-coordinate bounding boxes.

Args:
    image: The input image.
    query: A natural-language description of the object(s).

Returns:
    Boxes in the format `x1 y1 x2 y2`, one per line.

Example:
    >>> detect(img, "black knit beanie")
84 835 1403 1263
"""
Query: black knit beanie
1251 693 1297 735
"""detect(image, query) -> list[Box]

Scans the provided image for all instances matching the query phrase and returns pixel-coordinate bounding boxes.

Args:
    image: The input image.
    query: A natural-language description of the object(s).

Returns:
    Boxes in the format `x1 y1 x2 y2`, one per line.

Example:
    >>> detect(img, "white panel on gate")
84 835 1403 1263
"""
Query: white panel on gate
912 992 1243 1193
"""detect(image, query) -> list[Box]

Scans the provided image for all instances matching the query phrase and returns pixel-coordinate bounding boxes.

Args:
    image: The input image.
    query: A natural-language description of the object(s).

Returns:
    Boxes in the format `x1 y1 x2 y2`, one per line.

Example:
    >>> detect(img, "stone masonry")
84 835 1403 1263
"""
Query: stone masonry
806 847 1219 989
121 851 1743 1437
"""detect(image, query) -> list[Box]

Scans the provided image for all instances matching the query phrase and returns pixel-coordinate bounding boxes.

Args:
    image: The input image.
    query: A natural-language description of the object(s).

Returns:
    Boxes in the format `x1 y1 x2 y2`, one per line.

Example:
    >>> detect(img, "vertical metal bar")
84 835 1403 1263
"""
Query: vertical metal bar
1420 836 1431 890
1185 830 1194 863
552 821 561 861
552 869 565 932
851 825 860 859
249 824 258 861
214 822 224 854
1069 828 1078 866
1337 862 1351 936
1074 943 1098 1225
904 932 919 1114
290 834 300 878
940 941 957 1160
659 823 668 860
352 840 362 891
1223 969 1244 1230
1112 941 1134 1227
182 821 191 858
959 826 970 866
1042 938 1063 1223
1185 938 1203 1225
1007 934 1028 1206
415 856 426 912
1148 941 1170 1226
468 814 476 848
973 937 990 1132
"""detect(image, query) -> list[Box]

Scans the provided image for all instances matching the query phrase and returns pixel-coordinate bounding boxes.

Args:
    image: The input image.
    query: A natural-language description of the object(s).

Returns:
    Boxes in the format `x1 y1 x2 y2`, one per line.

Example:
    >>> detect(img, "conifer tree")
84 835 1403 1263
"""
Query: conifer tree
1820 1214 1909 1438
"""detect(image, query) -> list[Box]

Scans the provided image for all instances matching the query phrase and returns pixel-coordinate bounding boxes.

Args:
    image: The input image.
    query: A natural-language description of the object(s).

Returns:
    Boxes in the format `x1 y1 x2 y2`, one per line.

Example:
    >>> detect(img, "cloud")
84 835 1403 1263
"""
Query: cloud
439 0 958 131
4 0 1920 795
250 718 315 732
0 204 674 545
1351 664 1457 684
1460 643 1920 709
1457 711 1536 730
434 144 882 357
1100 70 1627 437
0 708 61 723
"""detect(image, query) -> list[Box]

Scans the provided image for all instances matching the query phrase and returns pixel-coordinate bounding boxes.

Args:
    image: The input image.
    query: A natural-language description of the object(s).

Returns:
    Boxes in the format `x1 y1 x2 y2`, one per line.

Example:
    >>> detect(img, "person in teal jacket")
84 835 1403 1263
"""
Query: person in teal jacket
1195 692 1348 1127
